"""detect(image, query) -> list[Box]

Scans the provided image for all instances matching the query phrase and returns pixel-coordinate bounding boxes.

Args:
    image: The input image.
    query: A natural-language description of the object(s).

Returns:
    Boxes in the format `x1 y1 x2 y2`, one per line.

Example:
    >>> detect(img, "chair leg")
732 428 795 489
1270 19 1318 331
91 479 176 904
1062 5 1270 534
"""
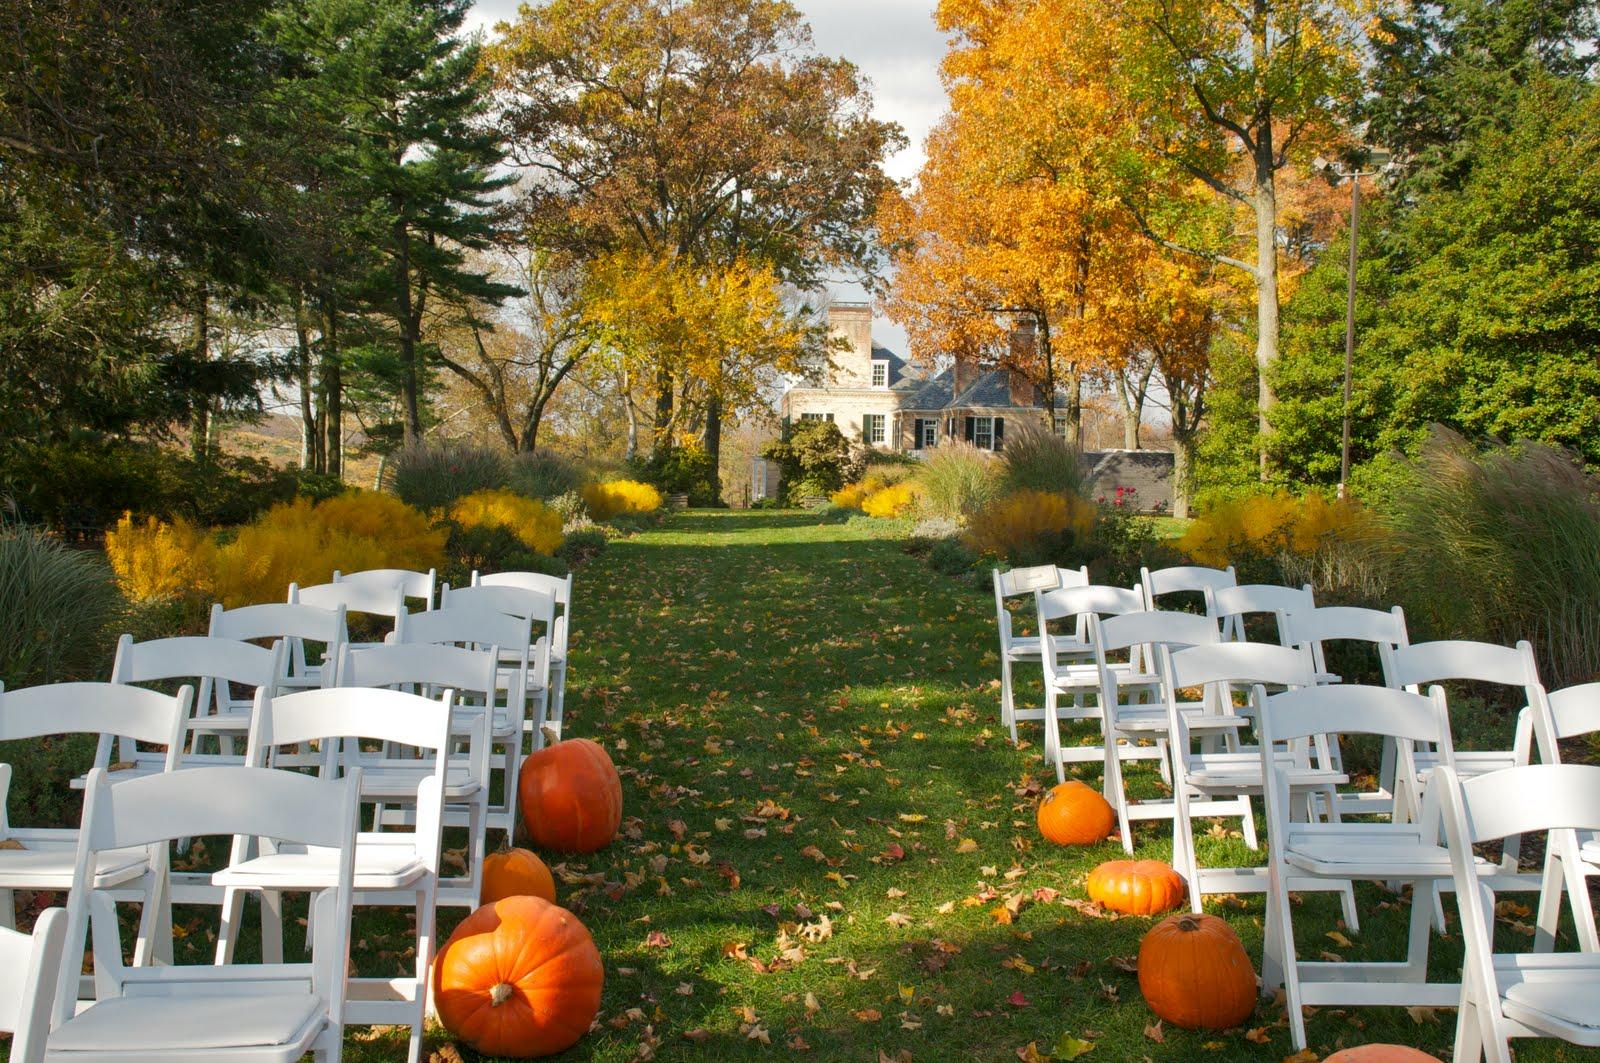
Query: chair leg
1104 741 1134 854
1000 655 1017 742
1171 787 1202 914
0 887 14 930
215 886 246 963
260 888 284 964
1403 878 1433 980
1339 883 1361 935
409 886 435 1063
1572 864 1600 953
1043 690 1065 784
1534 850 1566 953
1265 877 1307 1051
1452 999 1484 1063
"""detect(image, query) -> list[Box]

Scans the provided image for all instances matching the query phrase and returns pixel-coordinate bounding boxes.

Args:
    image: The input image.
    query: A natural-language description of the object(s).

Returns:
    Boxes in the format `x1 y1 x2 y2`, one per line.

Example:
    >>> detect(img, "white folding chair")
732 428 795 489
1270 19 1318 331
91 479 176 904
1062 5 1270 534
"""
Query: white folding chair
289 580 405 651
1036 584 1151 780
1257 683 1465 1049
1207 582 1315 647
335 644 495 908
49 766 360 1061
1438 764 1600 1062
474 571 573 723
0 684 187 940
473 569 571 608
209 602 348 692
1159 642 1355 920
394 604 539 838
1089 610 1248 852
1529 682 1600 953
1140 564 1237 637
217 687 451 1062
333 568 437 612
992 565 1062 742
0 908 66 1063
440 583 561 743
110 635 283 764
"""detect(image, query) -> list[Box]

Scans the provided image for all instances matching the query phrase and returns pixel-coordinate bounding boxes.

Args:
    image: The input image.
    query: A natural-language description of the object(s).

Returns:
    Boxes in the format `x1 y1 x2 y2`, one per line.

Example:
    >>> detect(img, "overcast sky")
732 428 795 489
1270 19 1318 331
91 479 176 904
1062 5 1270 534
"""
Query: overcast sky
466 0 949 351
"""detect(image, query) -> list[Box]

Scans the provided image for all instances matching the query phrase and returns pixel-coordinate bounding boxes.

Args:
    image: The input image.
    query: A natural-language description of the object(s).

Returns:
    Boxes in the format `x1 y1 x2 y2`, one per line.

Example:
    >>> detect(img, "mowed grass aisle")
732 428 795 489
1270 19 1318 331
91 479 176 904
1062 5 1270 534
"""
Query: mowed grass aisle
414 510 1573 1062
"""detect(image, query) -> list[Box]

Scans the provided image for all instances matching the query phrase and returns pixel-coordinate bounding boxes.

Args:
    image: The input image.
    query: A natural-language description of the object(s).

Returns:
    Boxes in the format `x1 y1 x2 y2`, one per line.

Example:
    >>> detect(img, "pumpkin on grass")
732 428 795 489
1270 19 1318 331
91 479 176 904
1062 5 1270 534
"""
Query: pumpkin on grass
1087 859 1185 915
1137 912 1256 1029
433 895 603 1058
1036 780 1114 845
1324 1047 1438 1062
481 847 557 906
518 737 623 853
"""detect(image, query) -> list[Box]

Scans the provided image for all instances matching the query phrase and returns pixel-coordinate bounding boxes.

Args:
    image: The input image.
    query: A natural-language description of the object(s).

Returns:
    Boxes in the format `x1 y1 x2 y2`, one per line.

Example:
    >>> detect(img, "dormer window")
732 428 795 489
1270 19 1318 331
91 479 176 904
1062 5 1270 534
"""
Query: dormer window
871 360 888 388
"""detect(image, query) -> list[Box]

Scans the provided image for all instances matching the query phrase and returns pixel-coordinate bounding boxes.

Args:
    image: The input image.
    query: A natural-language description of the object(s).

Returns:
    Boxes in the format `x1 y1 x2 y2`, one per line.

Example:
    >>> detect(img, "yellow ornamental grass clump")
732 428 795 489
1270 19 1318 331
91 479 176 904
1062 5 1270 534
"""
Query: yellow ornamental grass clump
1180 491 1367 567
861 481 922 519
582 480 663 520
965 489 1095 560
310 491 448 568
104 513 216 601
450 489 564 555
830 482 873 510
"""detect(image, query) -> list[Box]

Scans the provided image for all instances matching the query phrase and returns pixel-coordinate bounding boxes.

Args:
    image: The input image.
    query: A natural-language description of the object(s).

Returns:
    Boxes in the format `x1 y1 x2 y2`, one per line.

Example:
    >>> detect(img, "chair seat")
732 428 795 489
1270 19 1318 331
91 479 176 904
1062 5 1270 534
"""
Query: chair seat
1008 636 1091 661
1285 834 1458 878
1051 667 1159 692
214 836 427 890
360 765 479 800
1116 707 1247 734
186 710 252 732
1502 973 1600 1034
1577 833 1600 864
1417 750 1518 778
453 706 521 740
0 846 148 889
1186 754 1345 792
47 991 325 1054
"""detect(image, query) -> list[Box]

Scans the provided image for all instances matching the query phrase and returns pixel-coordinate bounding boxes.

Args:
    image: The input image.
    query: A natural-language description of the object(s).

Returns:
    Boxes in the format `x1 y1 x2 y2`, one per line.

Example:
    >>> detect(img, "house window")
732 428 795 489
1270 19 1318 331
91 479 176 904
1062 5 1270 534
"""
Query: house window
973 416 994 450
800 412 834 422
1054 416 1069 439
863 413 886 445
917 418 937 449
871 361 888 388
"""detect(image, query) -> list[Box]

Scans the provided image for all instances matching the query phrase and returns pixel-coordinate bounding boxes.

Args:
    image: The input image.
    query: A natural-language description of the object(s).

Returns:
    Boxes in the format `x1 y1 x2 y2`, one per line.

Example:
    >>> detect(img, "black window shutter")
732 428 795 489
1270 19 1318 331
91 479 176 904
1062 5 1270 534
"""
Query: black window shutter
964 417 975 443
994 417 1006 449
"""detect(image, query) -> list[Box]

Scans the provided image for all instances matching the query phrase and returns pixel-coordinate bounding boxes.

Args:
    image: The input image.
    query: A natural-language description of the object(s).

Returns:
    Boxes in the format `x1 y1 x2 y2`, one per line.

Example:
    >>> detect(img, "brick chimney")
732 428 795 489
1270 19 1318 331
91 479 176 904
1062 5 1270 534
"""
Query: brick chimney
1007 318 1041 406
952 356 979 400
826 302 874 387
1008 370 1041 407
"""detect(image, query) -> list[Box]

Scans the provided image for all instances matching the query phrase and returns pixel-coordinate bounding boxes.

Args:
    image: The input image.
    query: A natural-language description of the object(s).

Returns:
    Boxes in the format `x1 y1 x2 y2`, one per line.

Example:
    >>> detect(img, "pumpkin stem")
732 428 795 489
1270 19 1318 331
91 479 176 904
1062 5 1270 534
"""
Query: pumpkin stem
539 723 560 746
490 982 515 1007
1176 915 1201 932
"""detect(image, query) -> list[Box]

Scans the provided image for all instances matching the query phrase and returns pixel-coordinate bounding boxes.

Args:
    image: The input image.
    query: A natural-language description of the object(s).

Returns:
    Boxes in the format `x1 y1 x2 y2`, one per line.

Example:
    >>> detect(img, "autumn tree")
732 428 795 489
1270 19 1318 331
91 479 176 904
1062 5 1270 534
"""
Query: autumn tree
486 0 901 466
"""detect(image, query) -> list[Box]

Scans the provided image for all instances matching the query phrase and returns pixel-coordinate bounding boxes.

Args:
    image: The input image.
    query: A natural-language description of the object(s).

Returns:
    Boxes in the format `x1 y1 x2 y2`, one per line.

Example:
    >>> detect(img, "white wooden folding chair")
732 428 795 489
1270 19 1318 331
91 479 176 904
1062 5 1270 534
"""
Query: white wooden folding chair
0 908 66 1063
394 604 539 838
1207 582 1315 647
217 687 451 1063
1140 564 1238 637
49 765 360 1061
1036 584 1152 780
1257 683 1465 1049
1528 682 1600 953
289 580 404 651
991 565 1064 742
335 644 495 908
474 571 573 723
1437 763 1600 1062
0 683 187 940
209 602 348 692
1089 610 1249 852
440 583 561 743
110 635 284 764
333 567 437 612
1282 606 1411 813
1158 642 1355 920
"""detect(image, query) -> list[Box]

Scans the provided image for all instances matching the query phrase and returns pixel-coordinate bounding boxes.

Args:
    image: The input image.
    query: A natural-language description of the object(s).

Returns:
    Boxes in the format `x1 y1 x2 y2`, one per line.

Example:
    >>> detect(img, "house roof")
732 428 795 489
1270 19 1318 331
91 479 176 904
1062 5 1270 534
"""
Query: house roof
893 366 1067 412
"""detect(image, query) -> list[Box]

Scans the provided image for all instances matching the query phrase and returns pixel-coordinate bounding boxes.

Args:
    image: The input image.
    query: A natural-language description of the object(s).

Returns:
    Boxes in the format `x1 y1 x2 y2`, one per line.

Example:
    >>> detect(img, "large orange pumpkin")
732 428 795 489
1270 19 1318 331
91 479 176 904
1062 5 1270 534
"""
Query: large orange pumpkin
1087 859 1186 915
1324 1047 1438 1062
482 847 557 906
1137 913 1257 1029
433 895 604 1058
1036 781 1114 845
518 738 623 853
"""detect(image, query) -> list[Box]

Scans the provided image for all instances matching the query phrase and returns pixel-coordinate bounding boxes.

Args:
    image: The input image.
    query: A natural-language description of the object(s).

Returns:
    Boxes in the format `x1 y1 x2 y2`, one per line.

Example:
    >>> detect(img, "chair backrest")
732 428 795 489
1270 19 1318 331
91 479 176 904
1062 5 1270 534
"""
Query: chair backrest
1141 564 1237 603
474 570 572 607
1095 609 1221 656
0 908 65 1063
1163 640 1318 691
1037 584 1143 624
334 567 437 609
208 602 348 646
993 565 1061 602
1261 684 1451 747
0 683 189 779
394 605 535 653
1208 583 1314 621
335 642 499 699
289 580 405 620
111 634 281 691
1532 682 1600 762
1383 639 1541 693
440 583 557 626
1281 605 1408 650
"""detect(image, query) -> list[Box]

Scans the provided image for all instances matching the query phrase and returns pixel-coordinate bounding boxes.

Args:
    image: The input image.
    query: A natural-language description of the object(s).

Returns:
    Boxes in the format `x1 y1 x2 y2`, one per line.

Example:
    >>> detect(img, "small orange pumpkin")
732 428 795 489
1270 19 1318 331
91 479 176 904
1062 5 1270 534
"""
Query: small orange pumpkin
433 895 604 1058
481 847 557 906
1137 912 1257 1029
518 737 623 853
1036 781 1114 845
1087 859 1186 915
1324 1047 1438 1062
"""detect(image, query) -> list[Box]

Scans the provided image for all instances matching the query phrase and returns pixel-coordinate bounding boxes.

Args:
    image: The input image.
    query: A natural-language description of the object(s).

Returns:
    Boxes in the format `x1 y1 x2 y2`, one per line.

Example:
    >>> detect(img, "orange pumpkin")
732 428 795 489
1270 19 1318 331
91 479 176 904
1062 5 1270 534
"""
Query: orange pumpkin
1137 913 1257 1029
433 895 604 1058
482 847 557 906
518 738 623 853
1324 1047 1438 1062
1087 859 1186 915
1036 781 1114 845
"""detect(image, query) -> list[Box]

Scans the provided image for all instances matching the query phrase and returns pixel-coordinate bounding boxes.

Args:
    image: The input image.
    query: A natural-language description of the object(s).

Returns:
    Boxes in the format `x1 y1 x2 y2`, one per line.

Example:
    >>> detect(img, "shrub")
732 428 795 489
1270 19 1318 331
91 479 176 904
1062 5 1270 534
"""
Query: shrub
508 450 584 501
638 443 721 505
105 513 216 602
928 536 981 577
1001 419 1084 497
0 527 122 687
555 527 608 566
390 442 509 511
1179 490 1367 569
441 525 555 587
831 466 916 511
762 420 855 504
548 490 589 525
966 489 1095 562
312 491 449 565
1380 428 1600 687
449 489 564 556
583 480 663 521
917 444 1000 521
861 481 922 519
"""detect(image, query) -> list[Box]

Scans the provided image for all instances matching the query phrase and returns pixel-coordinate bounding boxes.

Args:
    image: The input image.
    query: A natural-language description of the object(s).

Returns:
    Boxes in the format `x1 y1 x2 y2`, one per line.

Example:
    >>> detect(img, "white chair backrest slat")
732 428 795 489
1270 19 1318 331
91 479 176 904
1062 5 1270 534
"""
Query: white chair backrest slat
111 634 280 689
0 908 65 1063
474 570 572 607
440 583 557 626
209 601 347 645
1384 639 1540 692
0 683 188 751
1141 564 1237 602
333 567 437 609
290 580 405 620
1037 584 1143 624
1165 641 1317 691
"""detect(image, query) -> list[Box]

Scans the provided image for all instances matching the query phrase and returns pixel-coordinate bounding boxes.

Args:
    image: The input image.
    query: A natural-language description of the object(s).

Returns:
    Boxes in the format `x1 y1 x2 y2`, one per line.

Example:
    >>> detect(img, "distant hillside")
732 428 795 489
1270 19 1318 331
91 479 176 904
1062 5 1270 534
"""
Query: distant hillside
218 414 383 488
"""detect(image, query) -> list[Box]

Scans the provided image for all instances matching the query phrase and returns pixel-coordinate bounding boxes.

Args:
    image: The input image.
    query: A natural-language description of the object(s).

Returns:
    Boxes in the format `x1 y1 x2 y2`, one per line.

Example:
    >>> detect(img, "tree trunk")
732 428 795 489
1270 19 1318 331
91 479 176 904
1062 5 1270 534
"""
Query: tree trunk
1171 430 1195 519
703 393 722 469
1060 365 1082 447
395 221 423 446
1037 311 1058 420
294 291 316 470
321 306 343 479
652 362 674 458
1252 107 1280 481
190 281 211 460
